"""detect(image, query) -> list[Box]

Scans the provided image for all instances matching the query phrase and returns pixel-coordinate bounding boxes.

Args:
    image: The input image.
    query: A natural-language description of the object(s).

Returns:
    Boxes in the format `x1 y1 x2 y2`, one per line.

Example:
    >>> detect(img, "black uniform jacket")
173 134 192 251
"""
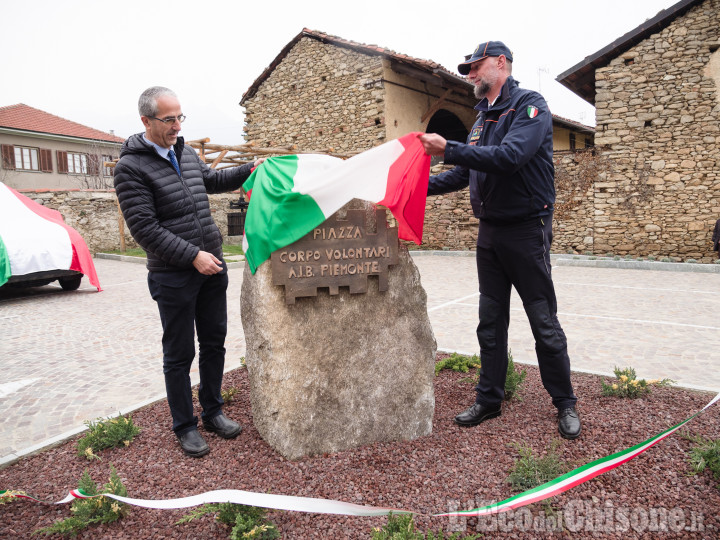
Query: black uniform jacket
428 77 555 224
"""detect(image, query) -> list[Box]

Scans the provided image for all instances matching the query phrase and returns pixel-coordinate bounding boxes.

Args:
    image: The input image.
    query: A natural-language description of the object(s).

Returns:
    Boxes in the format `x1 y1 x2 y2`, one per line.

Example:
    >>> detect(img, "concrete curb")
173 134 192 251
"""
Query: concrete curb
409 250 476 257
0 392 167 469
409 250 720 273
95 253 147 264
95 252 246 269
1 364 246 469
553 256 720 273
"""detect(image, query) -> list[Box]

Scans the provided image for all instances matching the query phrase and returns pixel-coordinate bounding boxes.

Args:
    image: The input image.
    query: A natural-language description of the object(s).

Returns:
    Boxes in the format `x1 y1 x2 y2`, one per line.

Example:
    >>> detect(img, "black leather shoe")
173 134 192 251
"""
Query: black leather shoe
558 407 582 439
454 403 501 427
177 429 209 458
203 413 242 439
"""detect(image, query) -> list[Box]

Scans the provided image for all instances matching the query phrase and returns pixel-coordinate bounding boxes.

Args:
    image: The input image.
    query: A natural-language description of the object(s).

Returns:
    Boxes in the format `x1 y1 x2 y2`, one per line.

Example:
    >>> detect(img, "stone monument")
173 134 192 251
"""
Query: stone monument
241 200 436 459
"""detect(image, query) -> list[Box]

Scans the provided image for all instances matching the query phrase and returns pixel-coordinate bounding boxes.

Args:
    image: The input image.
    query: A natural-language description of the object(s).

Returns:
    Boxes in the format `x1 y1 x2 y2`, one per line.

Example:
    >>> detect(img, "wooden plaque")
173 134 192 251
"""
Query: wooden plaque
271 207 399 304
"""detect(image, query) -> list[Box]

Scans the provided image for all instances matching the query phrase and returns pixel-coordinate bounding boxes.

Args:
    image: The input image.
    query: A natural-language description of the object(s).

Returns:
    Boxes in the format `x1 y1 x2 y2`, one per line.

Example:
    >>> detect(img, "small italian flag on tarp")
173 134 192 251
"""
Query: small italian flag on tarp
0 182 101 290
242 132 431 273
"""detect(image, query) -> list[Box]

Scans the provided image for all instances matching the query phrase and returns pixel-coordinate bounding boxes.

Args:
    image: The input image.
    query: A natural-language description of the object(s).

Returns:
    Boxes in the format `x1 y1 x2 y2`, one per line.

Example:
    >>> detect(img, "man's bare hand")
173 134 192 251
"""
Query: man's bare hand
418 133 447 156
253 157 266 168
193 250 223 275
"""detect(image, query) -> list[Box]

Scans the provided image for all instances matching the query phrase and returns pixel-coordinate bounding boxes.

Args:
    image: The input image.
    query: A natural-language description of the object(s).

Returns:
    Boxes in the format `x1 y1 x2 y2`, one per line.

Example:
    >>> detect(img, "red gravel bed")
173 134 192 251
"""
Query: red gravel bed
1 359 719 539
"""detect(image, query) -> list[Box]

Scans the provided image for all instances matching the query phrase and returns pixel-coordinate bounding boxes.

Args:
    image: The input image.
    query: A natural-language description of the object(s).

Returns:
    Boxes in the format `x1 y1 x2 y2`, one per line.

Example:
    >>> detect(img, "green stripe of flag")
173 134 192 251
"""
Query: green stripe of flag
242 155 326 273
0 235 11 287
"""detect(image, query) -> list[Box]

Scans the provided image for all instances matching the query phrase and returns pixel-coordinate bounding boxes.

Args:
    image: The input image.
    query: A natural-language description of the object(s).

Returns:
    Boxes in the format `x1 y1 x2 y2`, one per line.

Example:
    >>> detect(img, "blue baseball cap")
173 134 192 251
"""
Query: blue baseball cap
458 41 513 75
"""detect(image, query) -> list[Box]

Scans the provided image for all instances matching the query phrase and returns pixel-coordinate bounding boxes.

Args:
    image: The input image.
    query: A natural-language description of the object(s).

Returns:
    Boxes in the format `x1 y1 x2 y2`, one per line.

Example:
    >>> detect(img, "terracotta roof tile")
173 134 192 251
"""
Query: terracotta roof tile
553 113 594 128
241 28 470 104
239 29 593 133
301 28 458 76
0 104 125 143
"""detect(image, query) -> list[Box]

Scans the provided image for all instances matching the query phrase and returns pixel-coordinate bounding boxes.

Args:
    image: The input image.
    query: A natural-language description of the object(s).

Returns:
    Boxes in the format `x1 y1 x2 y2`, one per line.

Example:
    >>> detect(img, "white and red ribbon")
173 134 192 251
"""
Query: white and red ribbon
3 392 718 518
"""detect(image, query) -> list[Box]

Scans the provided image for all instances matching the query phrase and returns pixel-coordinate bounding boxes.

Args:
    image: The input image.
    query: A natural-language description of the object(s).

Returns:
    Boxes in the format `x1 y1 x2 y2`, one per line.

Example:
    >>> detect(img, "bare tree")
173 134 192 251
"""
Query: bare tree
63 140 119 189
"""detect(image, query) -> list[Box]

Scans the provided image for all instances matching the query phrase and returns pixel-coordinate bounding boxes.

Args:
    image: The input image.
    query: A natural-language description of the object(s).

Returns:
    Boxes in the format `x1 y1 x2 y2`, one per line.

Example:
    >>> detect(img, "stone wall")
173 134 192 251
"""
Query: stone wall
415 0 720 262
243 36 386 152
20 140 714 262
17 189 244 255
9 149 634 260
417 154 591 254
590 0 720 262
240 35 616 256
551 150 597 254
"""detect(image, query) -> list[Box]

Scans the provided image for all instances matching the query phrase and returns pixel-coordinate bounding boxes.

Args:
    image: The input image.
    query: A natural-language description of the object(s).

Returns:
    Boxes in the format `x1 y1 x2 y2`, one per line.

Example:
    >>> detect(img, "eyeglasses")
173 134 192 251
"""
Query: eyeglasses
148 114 186 124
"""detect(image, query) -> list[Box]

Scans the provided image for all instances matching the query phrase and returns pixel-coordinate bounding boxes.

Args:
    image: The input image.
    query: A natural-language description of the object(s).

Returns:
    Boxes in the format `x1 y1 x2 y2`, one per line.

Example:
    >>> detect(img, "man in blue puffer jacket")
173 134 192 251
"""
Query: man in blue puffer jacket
114 86 262 457
419 41 581 439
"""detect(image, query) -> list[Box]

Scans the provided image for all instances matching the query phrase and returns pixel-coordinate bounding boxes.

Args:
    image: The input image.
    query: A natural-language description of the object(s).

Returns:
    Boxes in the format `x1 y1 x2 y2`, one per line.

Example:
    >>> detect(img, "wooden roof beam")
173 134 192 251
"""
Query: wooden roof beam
421 88 453 124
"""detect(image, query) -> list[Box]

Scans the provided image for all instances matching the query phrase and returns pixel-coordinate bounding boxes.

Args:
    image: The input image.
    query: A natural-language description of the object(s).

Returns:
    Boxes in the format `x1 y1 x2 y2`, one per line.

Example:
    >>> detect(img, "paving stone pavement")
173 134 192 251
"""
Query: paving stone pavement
1 253 719 467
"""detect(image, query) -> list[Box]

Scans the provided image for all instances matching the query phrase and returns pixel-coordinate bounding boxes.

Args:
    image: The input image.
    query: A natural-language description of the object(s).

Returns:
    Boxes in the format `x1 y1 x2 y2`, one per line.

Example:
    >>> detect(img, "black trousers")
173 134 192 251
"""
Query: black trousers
148 267 229 435
474 215 577 410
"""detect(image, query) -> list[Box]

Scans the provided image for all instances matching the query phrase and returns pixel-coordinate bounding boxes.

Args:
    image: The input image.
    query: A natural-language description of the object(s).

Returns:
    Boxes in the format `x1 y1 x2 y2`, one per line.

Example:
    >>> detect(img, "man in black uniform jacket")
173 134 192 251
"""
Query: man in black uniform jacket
419 42 581 439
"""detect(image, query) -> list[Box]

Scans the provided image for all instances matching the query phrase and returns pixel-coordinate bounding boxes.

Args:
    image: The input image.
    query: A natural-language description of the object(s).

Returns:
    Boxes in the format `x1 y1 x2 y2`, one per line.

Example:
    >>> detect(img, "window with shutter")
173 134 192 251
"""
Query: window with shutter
57 150 68 174
87 154 99 176
39 148 53 172
65 152 87 174
12 146 40 170
1 144 15 169
102 155 114 177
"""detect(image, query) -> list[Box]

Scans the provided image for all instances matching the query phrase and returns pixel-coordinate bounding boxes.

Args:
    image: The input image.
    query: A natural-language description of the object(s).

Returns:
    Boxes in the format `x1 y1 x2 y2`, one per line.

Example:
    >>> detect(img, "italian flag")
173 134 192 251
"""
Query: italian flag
242 132 431 273
0 182 101 290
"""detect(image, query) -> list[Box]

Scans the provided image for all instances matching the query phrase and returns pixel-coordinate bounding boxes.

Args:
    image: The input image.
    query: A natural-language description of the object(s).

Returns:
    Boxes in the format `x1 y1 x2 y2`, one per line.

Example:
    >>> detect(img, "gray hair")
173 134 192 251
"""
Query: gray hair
138 86 177 117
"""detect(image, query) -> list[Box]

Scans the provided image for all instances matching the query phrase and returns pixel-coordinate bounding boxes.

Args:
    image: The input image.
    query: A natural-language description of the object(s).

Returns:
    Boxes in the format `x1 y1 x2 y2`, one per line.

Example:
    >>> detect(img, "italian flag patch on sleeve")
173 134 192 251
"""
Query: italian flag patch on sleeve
527 105 539 118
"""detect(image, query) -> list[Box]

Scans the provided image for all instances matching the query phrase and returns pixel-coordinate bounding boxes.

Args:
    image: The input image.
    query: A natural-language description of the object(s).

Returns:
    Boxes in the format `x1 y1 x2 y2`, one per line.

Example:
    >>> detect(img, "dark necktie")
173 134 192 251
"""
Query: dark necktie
168 149 181 177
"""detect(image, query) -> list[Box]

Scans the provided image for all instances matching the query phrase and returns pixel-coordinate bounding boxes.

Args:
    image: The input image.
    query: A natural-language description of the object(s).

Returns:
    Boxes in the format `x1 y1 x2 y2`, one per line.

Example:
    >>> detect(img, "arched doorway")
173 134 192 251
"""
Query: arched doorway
426 109 469 166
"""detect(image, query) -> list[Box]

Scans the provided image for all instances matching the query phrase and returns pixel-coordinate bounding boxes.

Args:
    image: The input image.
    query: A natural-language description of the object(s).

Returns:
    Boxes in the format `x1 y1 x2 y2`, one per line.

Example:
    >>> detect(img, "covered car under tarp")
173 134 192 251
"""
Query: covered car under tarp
0 182 101 291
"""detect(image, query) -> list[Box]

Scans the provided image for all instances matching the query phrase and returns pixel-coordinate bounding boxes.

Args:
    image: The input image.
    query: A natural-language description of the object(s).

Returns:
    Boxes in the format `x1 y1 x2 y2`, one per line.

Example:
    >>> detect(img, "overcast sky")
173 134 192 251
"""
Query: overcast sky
1 0 678 145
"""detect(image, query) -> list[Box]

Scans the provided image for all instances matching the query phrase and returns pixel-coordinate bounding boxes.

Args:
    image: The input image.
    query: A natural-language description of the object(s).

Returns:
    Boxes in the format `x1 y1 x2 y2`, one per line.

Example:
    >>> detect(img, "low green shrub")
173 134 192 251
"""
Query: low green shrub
434 353 480 375
436 351 526 401
504 351 527 401
34 466 129 536
507 440 567 491
371 512 479 539
177 502 280 539
601 366 673 398
77 416 141 460
0 490 26 504
687 436 720 488
222 387 239 403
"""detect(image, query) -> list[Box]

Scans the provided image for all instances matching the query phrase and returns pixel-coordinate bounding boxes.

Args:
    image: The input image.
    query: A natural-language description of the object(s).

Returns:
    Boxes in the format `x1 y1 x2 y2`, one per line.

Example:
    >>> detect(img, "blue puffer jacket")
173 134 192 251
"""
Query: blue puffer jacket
428 76 555 224
114 134 253 272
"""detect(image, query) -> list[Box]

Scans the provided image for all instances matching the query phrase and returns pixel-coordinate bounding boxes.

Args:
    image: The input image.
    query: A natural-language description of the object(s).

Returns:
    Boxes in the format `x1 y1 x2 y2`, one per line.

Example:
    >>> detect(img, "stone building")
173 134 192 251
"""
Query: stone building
557 0 720 261
241 28 479 155
241 29 594 251
5 30 598 257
